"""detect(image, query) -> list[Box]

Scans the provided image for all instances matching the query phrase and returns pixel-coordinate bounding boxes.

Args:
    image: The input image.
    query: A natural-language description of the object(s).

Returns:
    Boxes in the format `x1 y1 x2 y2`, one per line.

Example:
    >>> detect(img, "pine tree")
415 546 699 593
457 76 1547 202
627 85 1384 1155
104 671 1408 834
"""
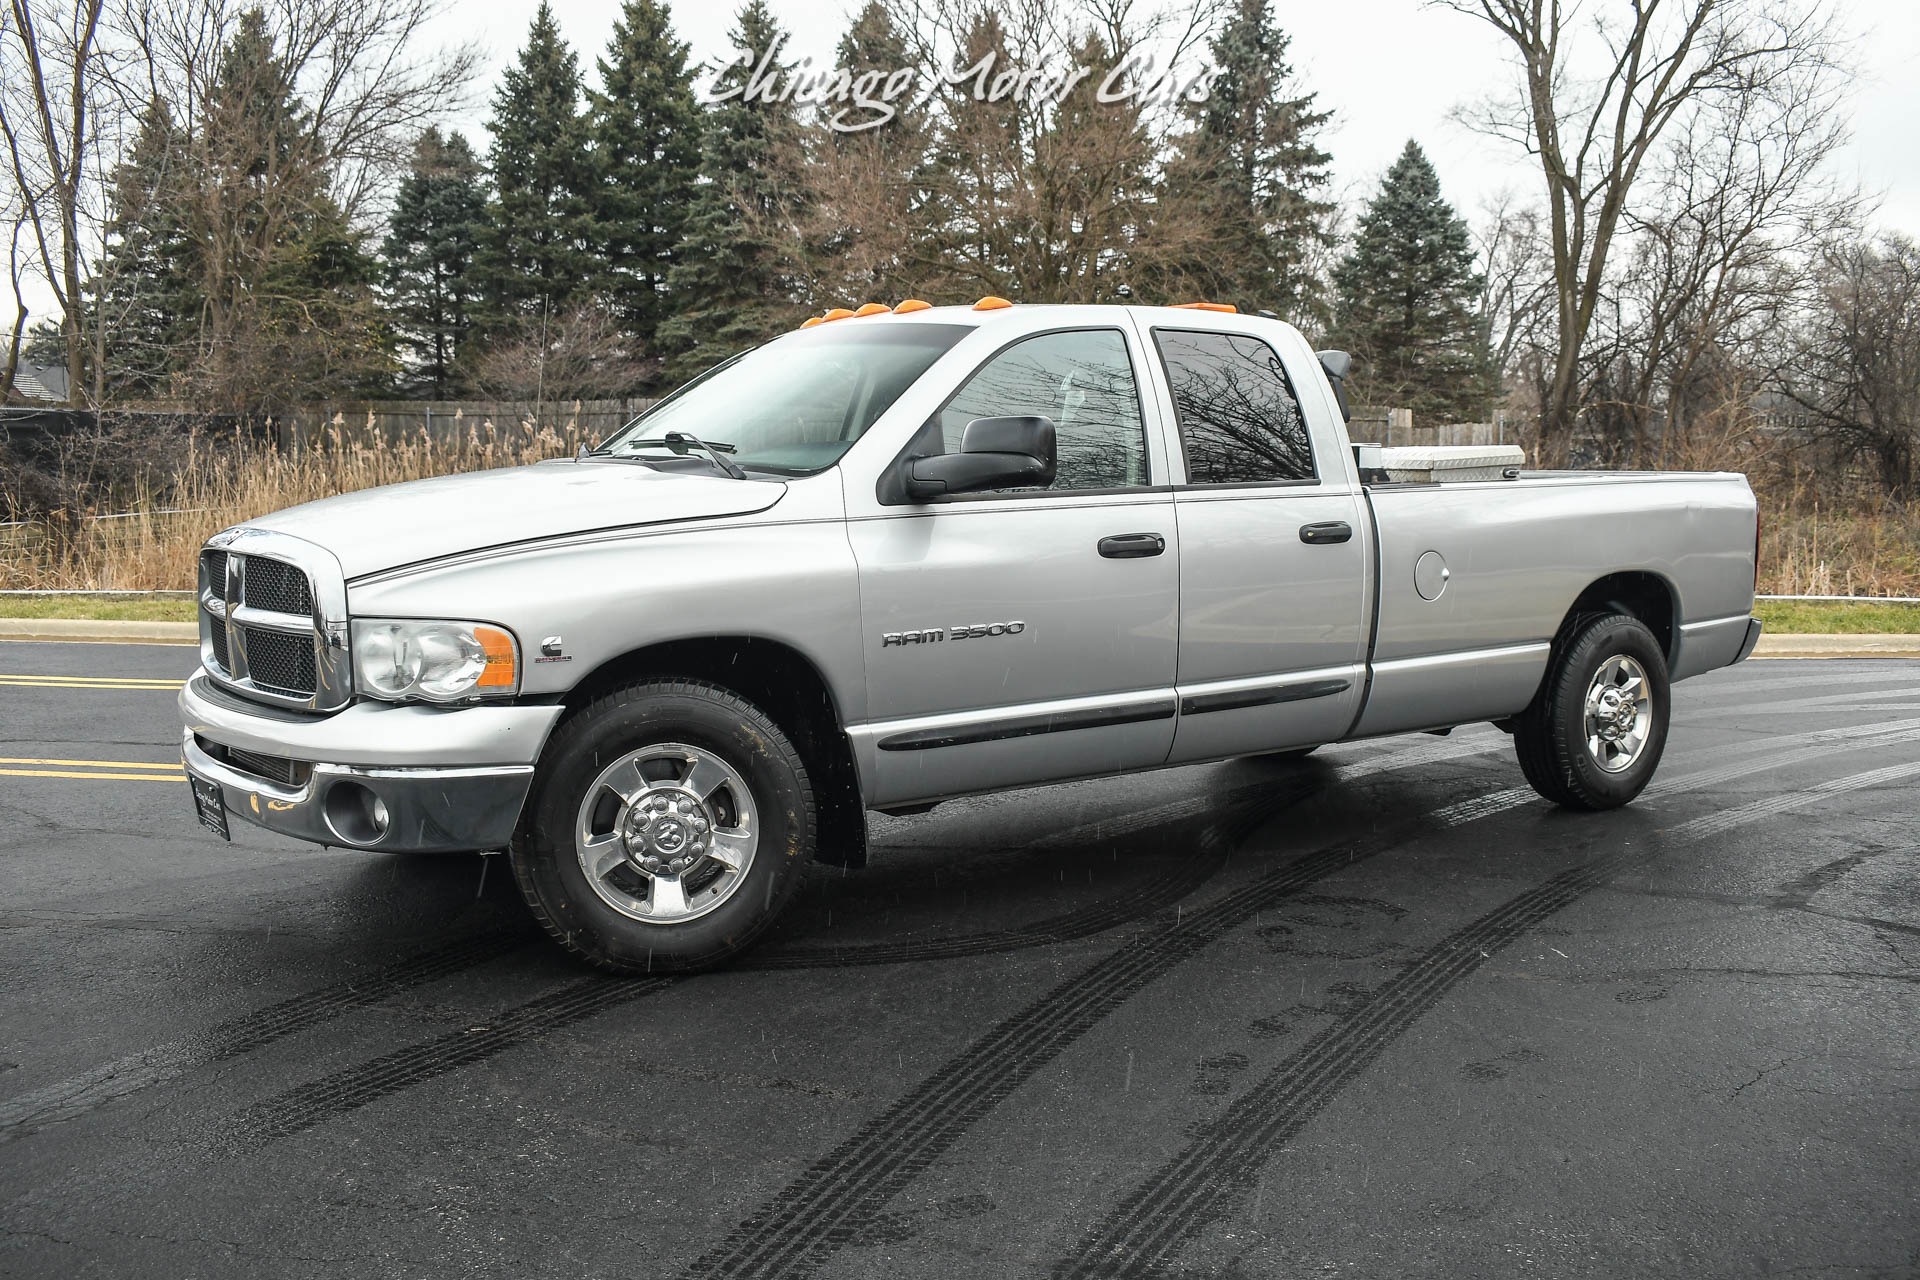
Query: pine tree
1162 0 1332 321
95 99 197 400
657 0 810 384
474 3 596 327
1332 140 1493 423
799 1 927 302
383 128 487 396
195 9 388 408
92 12 386 409
589 0 703 350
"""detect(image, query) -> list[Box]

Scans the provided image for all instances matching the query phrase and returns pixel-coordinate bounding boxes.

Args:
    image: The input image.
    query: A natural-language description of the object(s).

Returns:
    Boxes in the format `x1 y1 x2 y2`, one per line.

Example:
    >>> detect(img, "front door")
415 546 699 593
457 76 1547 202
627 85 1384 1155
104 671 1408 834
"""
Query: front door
1145 325 1372 763
847 326 1181 807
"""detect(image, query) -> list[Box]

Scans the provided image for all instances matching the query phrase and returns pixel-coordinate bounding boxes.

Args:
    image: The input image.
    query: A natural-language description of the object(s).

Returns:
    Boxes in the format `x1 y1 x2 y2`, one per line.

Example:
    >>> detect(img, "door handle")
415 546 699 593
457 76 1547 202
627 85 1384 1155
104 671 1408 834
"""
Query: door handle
1097 532 1166 559
1299 521 1353 545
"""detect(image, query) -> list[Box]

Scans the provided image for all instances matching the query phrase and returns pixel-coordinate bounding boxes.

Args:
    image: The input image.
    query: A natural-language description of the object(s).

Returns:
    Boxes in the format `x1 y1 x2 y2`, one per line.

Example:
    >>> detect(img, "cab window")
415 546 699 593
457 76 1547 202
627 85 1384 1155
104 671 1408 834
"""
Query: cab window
936 329 1150 491
1153 329 1316 484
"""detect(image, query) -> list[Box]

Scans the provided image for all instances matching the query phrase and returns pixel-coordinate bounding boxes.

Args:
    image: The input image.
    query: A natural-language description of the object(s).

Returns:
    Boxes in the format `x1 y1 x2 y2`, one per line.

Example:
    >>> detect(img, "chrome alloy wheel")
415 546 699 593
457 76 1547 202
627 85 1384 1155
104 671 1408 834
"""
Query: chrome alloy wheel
1583 654 1653 774
574 742 759 924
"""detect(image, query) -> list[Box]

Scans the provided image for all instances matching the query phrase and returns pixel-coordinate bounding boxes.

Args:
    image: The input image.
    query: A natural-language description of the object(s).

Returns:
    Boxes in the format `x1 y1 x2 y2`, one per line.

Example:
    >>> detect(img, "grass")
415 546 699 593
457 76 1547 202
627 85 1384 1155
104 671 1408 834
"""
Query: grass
0 594 198 622
4 592 1917 635
1753 598 1920 635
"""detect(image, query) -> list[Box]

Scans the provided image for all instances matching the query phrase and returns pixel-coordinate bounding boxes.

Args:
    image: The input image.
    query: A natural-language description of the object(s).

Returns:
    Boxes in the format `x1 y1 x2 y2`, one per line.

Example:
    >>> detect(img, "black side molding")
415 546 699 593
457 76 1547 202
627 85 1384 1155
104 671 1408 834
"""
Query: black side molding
877 699 1177 751
1179 678 1352 717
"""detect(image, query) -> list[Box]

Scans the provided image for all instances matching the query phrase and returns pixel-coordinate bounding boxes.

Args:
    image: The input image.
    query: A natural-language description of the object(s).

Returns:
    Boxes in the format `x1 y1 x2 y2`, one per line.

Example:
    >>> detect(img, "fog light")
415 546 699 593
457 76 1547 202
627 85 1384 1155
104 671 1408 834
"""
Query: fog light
323 780 392 846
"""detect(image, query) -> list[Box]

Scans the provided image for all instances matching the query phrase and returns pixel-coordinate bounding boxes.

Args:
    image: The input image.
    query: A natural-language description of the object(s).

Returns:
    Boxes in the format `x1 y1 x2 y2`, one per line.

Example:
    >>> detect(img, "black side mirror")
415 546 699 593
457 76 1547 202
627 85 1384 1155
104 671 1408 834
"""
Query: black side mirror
905 415 1057 500
1317 349 1353 423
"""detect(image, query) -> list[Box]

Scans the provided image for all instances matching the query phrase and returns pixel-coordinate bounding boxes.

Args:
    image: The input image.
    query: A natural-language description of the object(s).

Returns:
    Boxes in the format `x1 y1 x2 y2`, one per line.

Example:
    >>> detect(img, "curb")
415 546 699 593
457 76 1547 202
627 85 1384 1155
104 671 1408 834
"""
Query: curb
1751 633 1920 659
0 618 199 645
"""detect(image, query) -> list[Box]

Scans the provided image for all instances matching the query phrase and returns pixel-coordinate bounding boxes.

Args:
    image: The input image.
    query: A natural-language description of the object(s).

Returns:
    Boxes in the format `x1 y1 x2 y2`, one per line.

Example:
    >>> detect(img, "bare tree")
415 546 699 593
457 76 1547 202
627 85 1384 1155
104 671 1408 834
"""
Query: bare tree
1773 236 1920 499
1442 0 1847 460
1586 44 1856 465
465 302 651 414
116 0 480 224
0 0 115 405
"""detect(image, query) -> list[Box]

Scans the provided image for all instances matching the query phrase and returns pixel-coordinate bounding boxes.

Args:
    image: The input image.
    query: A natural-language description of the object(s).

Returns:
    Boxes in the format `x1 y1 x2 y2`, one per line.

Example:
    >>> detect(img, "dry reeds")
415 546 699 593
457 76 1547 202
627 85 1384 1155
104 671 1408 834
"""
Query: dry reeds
2 413 589 591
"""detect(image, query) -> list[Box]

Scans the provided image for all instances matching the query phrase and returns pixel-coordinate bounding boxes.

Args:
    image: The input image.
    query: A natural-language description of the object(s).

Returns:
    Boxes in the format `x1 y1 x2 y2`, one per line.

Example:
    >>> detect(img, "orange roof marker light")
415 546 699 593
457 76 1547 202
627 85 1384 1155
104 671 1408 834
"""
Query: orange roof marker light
799 316 824 329
1170 301 1238 313
821 307 856 323
972 296 1014 311
892 298 932 314
852 302 890 317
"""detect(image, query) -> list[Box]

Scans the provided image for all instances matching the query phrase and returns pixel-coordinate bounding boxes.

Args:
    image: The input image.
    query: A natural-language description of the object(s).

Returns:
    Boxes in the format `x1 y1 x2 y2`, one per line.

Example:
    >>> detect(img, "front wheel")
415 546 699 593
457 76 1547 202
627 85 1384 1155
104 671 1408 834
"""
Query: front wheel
510 680 816 973
1513 613 1670 810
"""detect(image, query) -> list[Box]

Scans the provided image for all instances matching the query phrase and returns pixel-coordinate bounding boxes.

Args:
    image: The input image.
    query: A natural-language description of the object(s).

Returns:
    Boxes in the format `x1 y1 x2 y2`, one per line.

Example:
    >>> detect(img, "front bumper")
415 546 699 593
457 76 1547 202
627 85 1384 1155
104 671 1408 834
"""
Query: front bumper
179 671 560 852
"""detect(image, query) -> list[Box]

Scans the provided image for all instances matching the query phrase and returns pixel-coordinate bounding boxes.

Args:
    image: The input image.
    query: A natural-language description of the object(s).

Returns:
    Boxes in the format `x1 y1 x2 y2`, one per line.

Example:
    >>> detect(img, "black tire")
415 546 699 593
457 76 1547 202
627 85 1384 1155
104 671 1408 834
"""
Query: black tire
1513 613 1670 810
509 679 815 973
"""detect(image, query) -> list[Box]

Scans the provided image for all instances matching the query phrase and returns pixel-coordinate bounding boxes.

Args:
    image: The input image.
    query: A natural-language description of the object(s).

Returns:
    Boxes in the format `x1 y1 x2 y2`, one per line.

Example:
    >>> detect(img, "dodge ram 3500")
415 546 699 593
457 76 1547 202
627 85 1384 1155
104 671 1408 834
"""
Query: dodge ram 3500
180 302 1764 971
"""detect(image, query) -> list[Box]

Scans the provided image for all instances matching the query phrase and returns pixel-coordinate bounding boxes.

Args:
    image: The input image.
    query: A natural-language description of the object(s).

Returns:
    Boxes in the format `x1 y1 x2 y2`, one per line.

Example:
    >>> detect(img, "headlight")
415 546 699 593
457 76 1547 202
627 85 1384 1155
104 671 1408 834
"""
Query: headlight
351 619 519 702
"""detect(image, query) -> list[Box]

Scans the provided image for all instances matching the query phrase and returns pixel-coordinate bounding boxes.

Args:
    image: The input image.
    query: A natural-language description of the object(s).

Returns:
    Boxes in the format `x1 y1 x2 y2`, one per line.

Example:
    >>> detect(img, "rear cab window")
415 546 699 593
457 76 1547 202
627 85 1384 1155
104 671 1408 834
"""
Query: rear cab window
1151 329 1318 486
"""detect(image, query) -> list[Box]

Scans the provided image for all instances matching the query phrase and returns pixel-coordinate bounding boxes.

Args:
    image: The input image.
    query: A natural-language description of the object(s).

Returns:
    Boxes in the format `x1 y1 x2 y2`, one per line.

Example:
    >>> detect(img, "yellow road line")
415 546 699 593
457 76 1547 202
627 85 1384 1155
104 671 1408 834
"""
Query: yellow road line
0 677 183 689
0 673 182 684
0 756 183 770
0 768 184 781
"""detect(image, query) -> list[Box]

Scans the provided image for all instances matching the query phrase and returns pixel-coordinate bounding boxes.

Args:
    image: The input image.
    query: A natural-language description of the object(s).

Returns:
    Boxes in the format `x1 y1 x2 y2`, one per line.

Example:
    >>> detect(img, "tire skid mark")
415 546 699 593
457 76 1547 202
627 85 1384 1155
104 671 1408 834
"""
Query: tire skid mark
0 929 530 1141
215 774 1351 1150
682 716 1920 1280
223 977 675 1147
681 792 1540 1277
1051 752 1920 1278
4 744 1457 1159
199 740 1492 1147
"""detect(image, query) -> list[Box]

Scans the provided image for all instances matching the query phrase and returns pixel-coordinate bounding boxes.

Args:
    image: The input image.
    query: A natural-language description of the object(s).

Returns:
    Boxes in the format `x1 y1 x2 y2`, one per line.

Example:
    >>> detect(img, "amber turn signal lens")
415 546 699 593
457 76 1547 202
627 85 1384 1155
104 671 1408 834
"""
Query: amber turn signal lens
475 625 518 688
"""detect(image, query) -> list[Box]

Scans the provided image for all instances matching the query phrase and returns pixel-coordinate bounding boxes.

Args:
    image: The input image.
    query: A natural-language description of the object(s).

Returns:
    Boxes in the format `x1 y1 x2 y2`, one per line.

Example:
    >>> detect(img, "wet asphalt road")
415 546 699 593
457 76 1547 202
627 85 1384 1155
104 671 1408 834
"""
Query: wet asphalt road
1 643 1917 1279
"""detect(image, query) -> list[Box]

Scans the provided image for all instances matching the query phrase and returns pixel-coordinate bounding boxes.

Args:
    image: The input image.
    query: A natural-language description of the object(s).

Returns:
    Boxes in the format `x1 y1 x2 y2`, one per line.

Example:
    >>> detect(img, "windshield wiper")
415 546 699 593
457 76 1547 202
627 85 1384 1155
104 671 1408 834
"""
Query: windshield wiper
620 431 748 480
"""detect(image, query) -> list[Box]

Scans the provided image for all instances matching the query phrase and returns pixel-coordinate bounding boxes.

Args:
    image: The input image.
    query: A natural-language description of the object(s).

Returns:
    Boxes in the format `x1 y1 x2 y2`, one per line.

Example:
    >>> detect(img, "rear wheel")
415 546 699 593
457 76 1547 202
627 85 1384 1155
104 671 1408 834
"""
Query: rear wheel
1513 613 1670 810
510 680 815 973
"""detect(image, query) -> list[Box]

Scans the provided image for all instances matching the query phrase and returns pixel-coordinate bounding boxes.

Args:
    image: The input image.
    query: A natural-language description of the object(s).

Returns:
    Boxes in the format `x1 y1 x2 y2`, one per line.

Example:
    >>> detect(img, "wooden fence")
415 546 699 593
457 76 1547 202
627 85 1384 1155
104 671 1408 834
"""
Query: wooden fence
1349 407 1518 450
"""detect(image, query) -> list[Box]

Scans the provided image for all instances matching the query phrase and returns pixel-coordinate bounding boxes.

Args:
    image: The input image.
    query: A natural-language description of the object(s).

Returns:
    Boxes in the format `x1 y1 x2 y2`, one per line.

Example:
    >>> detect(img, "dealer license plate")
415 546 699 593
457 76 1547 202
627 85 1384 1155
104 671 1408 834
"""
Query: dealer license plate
190 774 231 841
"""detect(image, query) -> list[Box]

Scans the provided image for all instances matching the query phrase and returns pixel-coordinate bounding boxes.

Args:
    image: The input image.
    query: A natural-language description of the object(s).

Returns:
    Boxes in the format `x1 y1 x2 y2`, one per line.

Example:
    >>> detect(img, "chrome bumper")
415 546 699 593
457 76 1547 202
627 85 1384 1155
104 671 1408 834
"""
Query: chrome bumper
179 671 559 853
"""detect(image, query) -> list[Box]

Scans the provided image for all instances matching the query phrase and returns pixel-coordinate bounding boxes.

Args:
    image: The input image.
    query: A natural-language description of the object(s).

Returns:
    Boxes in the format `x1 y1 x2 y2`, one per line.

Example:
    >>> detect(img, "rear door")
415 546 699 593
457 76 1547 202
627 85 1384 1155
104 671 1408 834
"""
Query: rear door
846 326 1181 806
1143 324 1371 762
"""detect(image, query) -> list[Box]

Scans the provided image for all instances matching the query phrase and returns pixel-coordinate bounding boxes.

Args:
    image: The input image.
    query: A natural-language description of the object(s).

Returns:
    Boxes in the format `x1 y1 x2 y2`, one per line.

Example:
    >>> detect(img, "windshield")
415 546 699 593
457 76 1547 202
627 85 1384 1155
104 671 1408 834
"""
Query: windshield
599 323 972 476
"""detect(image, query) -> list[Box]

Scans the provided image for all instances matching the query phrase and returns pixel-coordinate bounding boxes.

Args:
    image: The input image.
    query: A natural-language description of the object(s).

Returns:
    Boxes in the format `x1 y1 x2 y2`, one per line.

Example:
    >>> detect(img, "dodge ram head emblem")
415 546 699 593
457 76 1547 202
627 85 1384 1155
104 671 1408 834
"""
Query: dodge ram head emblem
883 621 1026 647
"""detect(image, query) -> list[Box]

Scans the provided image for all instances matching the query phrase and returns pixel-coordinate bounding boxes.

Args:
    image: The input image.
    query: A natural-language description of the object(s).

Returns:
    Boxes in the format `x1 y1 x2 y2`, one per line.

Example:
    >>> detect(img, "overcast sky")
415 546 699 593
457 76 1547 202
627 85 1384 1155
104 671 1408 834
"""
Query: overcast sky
434 0 1920 240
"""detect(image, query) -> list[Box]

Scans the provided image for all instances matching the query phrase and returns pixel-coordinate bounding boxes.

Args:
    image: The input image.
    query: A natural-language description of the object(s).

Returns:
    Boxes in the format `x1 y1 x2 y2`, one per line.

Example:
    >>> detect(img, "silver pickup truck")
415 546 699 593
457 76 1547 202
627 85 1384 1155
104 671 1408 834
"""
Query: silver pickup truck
180 302 1763 971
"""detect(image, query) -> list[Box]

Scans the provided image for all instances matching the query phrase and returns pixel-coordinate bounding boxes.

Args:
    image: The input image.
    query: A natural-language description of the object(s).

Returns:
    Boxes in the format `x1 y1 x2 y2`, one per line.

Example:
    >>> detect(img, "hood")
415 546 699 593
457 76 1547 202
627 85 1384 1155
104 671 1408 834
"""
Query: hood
245 458 786 578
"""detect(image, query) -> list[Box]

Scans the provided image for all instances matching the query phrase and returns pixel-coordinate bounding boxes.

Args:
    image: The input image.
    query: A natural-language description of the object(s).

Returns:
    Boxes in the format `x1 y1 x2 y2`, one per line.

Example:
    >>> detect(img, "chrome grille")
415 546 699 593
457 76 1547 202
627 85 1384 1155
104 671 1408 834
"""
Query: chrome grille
243 556 312 615
243 628 317 697
208 617 230 672
197 530 351 712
